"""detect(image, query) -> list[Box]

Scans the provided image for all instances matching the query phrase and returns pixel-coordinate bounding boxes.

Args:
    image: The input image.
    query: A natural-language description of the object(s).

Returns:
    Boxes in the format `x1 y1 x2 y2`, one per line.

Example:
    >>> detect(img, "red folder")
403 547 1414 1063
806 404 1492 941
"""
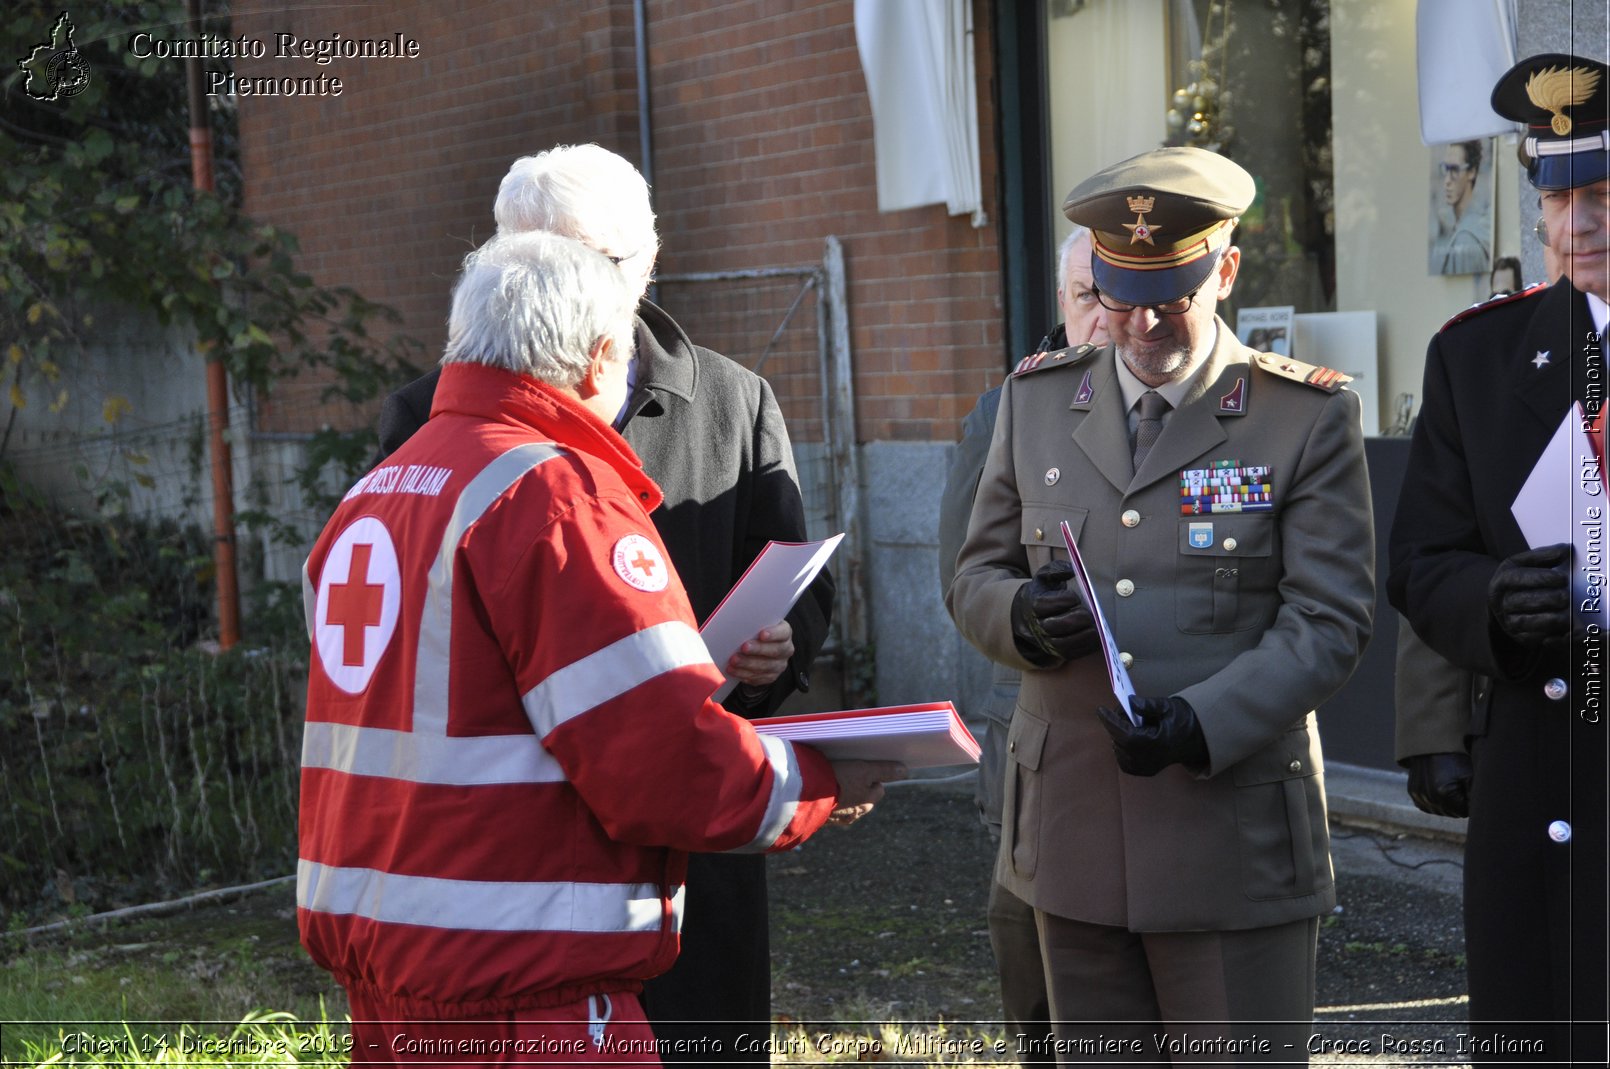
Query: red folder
753 701 979 768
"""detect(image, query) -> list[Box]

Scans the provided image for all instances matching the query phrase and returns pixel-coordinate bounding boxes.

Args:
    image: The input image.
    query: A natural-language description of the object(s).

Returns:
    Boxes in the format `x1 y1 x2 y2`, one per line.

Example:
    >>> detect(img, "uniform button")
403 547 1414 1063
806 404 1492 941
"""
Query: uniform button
1545 678 1569 701
1549 820 1573 843
1118 652 1133 668
1008 740 1016 754
1044 467 1060 486
1288 760 1302 773
1034 527 1044 541
1223 537 1238 551
1121 509 1140 528
1116 579 1135 597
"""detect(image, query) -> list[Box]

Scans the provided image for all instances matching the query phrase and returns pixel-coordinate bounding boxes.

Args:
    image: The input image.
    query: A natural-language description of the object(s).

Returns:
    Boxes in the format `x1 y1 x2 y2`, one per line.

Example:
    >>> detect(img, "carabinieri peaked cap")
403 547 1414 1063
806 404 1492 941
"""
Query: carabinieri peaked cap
1492 53 1610 191
1061 146 1255 307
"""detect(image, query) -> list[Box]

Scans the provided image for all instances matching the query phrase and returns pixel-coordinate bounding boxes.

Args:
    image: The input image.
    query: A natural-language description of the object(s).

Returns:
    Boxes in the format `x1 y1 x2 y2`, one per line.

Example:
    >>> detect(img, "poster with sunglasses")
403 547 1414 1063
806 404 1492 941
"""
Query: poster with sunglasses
1429 138 1495 275
1235 305 1294 357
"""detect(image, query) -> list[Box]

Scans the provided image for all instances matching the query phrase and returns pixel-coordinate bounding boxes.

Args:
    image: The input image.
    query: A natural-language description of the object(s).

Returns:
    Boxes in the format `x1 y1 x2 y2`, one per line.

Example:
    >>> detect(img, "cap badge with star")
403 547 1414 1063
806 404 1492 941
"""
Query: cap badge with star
1492 53 1610 190
1124 196 1159 245
1062 146 1255 307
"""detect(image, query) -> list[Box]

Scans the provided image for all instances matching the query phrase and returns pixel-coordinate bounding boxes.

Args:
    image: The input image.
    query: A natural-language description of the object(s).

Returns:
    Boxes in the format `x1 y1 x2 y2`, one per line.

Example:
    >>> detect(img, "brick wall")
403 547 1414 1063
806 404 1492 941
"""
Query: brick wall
234 0 1005 442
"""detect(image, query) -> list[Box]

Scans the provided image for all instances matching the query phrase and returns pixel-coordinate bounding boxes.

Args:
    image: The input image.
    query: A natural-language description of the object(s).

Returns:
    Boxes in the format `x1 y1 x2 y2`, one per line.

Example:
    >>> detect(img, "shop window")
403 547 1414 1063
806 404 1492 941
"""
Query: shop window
1046 0 1335 316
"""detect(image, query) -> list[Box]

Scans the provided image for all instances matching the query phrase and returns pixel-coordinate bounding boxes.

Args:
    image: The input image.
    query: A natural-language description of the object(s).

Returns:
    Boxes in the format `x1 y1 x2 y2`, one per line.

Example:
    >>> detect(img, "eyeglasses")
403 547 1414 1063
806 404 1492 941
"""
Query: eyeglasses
1534 217 1552 248
1439 163 1473 177
1092 284 1201 317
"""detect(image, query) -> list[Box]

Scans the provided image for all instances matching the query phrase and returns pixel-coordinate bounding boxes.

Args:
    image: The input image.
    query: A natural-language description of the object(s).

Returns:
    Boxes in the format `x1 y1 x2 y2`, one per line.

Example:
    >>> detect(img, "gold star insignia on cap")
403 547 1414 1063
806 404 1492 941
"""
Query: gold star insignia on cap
1526 64 1601 135
1122 196 1160 246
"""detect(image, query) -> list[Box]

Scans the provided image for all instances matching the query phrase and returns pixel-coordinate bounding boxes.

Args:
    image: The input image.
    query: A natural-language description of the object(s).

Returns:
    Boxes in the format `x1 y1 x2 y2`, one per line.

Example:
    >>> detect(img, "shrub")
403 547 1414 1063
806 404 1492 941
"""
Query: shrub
0 487 306 924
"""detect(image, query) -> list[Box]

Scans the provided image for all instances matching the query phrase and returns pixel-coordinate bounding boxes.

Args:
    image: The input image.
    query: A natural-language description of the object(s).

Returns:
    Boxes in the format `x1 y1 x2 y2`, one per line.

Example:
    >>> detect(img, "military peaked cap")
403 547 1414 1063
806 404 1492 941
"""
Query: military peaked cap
1492 53 1610 190
1062 146 1255 306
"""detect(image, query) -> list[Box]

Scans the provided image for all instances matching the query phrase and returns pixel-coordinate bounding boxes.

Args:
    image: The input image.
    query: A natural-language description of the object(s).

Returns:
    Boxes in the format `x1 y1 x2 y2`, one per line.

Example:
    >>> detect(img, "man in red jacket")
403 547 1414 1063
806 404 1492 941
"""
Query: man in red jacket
299 230 900 1064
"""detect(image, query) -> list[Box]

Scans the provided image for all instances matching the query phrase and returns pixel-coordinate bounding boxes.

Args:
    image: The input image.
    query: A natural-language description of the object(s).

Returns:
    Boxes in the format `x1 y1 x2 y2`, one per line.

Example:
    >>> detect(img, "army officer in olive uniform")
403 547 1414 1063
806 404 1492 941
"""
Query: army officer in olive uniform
947 147 1374 1060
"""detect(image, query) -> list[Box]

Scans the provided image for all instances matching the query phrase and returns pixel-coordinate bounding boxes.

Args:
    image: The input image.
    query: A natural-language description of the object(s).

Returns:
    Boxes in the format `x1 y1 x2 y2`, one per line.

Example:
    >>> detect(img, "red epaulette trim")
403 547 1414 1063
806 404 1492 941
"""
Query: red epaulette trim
1441 283 1550 331
1013 352 1048 376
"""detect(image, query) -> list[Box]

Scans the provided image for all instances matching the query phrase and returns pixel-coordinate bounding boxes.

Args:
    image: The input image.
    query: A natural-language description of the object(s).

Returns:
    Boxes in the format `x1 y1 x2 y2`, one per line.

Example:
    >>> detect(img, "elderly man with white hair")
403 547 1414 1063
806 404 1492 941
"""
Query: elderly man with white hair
376 145 835 1056
302 230 899 1062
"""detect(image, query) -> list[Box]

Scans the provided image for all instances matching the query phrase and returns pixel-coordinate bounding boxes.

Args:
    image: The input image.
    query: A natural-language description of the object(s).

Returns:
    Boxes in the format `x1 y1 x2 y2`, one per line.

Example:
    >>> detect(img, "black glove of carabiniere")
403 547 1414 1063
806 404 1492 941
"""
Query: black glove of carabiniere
1488 543 1571 647
1009 559 1098 666
1096 695 1208 777
1404 751 1472 819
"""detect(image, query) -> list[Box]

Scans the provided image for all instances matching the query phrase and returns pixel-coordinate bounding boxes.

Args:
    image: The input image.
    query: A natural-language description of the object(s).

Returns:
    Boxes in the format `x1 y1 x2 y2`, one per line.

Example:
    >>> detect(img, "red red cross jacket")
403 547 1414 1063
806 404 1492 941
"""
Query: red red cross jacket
297 362 839 1017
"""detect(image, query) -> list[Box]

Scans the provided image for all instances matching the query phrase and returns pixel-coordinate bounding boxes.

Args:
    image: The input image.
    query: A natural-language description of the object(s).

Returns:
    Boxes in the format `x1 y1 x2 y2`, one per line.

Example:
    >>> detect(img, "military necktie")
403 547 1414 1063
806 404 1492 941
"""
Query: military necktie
1132 390 1169 470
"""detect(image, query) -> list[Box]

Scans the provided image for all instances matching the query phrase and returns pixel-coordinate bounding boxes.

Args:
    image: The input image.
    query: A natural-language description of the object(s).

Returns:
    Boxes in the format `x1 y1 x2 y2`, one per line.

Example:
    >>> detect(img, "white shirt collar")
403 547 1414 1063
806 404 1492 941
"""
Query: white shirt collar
1587 292 1609 339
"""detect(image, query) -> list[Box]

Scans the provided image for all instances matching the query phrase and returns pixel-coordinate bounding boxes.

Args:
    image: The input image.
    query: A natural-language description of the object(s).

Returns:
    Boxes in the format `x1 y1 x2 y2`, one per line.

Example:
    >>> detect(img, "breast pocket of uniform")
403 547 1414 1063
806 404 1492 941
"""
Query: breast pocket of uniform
1019 504 1087 575
1002 708 1049 879
1174 513 1277 634
1232 726 1332 900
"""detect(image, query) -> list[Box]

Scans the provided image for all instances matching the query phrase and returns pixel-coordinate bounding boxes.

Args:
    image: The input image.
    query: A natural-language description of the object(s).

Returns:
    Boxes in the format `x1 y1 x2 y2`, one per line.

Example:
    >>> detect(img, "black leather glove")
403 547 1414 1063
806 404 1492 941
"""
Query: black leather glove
1404 751 1472 818
1488 543 1571 648
1096 695 1208 777
1009 560 1098 666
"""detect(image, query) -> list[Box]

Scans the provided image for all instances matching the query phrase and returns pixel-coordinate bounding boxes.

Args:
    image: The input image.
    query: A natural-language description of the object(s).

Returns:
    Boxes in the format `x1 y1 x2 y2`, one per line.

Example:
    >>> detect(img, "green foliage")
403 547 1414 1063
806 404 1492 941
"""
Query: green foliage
0 1 420 460
0 490 306 922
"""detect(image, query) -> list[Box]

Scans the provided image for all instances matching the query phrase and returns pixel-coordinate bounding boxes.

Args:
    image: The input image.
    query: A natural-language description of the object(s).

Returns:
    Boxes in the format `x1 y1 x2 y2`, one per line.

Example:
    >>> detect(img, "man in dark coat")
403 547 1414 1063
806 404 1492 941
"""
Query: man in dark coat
1389 54 1609 1064
375 144 835 1061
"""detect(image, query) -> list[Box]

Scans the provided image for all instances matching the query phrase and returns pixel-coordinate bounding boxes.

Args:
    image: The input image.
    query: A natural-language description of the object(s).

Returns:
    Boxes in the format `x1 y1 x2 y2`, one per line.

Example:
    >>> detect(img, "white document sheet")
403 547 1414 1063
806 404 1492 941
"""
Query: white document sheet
1059 520 1139 724
1511 403 1609 625
700 534 843 702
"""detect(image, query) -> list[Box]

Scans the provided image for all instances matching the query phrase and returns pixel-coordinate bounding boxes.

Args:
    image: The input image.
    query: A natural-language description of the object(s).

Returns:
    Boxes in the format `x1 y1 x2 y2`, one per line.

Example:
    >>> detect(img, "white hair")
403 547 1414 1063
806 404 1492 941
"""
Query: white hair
442 231 638 388
1056 224 1093 293
493 144 660 296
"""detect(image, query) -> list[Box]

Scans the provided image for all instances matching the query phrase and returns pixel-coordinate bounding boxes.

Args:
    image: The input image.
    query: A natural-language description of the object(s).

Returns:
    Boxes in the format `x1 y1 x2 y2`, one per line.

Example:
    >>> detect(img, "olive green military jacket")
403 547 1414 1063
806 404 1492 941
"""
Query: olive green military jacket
947 323 1375 932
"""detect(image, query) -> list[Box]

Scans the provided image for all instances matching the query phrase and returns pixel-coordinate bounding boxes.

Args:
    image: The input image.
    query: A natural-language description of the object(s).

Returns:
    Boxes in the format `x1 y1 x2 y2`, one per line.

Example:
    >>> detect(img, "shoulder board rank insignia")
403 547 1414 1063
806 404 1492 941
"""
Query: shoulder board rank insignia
1013 342 1097 378
1440 282 1550 331
1253 353 1351 393
1013 352 1048 375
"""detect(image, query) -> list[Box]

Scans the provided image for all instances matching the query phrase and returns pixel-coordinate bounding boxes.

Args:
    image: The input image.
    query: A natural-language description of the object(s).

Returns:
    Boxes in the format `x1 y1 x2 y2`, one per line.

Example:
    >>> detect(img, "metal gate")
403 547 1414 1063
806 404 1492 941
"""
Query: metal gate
655 238 870 706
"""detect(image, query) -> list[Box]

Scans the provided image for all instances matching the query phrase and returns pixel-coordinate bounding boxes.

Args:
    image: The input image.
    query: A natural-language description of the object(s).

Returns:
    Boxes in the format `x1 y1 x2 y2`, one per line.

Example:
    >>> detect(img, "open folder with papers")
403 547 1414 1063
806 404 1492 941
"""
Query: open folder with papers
752 701 980 768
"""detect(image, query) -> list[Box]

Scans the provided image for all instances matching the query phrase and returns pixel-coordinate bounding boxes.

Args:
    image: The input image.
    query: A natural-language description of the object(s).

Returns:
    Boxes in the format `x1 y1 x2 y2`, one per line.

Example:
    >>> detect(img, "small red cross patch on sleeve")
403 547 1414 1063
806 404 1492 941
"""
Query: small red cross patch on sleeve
612 533 670 592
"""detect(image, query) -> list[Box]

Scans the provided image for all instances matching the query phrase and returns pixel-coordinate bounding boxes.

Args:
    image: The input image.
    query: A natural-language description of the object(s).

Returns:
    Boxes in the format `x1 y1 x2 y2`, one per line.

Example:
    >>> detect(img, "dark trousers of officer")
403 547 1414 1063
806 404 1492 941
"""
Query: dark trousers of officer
1035 911 1318 1064
989 877 1056 1065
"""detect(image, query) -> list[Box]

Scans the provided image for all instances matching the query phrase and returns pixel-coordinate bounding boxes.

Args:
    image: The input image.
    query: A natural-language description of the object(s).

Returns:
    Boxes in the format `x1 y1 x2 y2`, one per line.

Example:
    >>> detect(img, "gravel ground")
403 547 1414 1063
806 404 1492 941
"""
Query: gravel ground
768 778 1472 1064
7 774 1472 1065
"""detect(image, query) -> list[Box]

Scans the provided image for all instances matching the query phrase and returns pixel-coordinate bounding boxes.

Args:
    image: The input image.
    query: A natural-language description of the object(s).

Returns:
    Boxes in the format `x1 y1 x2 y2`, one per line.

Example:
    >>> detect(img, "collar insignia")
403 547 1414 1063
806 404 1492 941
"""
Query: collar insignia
1220 377 1246 413
1073 369 1095 405
1533 350 1551 369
